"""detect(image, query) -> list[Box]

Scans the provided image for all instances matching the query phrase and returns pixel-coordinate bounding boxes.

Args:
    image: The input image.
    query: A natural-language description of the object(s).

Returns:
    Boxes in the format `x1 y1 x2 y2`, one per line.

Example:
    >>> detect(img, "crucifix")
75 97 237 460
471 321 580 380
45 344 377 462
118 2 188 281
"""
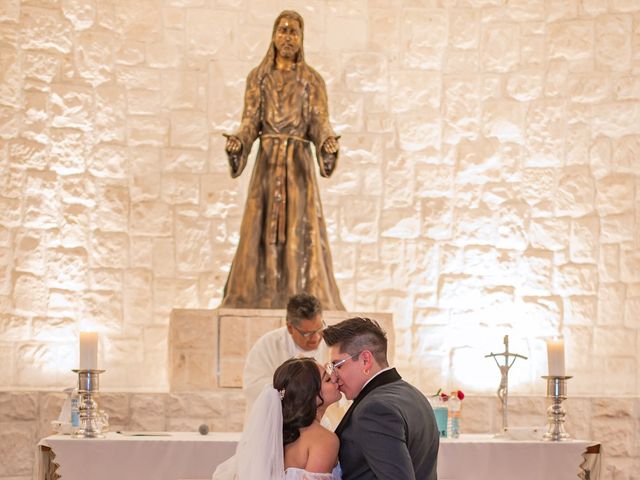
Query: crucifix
485 335 527 433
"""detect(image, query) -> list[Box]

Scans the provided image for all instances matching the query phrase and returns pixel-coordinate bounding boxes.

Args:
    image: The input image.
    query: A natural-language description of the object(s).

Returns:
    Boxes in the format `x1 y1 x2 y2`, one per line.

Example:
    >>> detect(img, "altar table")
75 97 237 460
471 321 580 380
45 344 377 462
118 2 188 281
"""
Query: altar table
438 434 600 480
38 432 600 480
37 432 238 480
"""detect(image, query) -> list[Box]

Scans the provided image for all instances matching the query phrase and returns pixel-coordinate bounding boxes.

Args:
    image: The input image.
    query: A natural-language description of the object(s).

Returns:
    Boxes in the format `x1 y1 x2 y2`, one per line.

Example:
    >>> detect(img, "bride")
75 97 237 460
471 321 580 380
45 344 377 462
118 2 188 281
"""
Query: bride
212 357 343 479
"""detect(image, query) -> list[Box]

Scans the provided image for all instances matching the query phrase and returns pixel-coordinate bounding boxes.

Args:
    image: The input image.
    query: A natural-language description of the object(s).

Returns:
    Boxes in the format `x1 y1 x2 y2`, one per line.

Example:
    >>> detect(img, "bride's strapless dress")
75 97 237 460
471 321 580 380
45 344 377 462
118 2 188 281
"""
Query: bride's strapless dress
285 465 342 479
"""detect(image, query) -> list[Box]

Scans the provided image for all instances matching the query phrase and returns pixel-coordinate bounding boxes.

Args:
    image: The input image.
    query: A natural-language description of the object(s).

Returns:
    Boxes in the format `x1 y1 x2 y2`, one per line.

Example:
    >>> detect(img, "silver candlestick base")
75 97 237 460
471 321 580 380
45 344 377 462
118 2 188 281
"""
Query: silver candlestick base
542 375 572 441
72 369 105 438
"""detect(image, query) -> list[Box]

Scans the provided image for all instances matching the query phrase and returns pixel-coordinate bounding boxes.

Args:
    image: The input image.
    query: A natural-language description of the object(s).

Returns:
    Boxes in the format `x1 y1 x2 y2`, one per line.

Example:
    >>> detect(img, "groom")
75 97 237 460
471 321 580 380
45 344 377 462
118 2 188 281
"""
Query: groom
323 317 439 479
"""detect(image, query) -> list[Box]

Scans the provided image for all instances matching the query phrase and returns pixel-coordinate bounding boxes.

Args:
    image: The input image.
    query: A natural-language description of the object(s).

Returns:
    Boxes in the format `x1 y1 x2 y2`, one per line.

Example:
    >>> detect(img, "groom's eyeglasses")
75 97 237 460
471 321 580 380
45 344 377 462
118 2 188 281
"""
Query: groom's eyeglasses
291 321 327 338
325 351 362 376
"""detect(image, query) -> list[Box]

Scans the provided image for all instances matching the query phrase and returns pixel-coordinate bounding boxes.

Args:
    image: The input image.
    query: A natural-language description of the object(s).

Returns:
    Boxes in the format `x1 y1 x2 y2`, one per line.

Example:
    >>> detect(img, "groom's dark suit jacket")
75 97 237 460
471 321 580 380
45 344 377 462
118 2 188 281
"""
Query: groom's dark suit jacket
335 368 439 480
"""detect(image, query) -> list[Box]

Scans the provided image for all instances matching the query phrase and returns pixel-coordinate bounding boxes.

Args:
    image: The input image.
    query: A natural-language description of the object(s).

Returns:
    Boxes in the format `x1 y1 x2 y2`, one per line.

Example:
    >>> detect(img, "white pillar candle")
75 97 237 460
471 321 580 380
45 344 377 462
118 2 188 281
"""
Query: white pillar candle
546 337 565 377
79 332 98 370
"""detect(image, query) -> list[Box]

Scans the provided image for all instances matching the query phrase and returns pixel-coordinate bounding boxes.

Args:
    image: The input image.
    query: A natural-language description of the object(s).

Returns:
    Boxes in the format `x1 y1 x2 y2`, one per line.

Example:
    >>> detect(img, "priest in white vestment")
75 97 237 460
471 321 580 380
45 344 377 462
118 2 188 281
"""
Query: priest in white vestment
242 293 328 416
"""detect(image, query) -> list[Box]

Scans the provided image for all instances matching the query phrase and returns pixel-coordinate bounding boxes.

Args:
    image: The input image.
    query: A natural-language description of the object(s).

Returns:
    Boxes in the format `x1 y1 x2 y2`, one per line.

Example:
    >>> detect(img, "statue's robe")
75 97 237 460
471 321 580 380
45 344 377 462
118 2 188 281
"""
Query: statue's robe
221 65 345 310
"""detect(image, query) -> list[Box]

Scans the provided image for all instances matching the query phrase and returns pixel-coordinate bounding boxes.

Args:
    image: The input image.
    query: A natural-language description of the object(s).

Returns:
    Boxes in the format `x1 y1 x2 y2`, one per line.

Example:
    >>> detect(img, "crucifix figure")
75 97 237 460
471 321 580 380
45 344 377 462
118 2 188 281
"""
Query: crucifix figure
485 335 527 433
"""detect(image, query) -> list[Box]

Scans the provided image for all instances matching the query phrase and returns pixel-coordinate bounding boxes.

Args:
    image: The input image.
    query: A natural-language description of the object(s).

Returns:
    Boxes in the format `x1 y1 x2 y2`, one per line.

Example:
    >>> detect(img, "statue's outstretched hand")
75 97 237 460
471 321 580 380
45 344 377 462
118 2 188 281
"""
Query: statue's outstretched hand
322 136 339 155
321 136 339 174
224 134 242 154
223 134 242 174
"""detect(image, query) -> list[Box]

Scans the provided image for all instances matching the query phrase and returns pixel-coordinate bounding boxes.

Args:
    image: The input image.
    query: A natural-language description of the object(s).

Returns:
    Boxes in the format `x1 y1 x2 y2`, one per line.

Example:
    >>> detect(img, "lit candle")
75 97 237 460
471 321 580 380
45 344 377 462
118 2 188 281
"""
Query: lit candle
546 337 565 377
79 332 98 370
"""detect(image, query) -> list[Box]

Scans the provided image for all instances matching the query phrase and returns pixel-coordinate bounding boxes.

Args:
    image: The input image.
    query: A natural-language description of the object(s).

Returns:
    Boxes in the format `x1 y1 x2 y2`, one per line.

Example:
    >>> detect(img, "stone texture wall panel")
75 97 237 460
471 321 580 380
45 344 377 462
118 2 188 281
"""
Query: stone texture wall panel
130 152 161 203
50 83 94 131
127 115 170 147
0 106 19 139
0 47 21 109
123 268 153 326
548 20 594 63
613 135 640 172
163 148 207 174
75 31 115 87
368 8 400 54
93 84 126 143
10 138 48 171
170 111 208 150
518 249 553 295
556 166 596 217
161 174 200 206
397 110 441 151
481 23 519 73
596 174 635 216
16 341 75 386
592 417 635 457
88 143 130 180
162 71 201 111
620 248 640 283
596 14 632 72
624 297 640 329
125 236 151 271
566 122 590 166
329 91 364 133
0 0 20 23
175 215 212 272
597 283 626 326
591 135 613 180
129 201 172 236
45 246 87 291
0 421 36 477
20 6 72 54
61 0 95 31
186 9 235 58
601 214 635 244
569 215 598 263
115 66 162 91
420 197 453 240
32 315 75 341
127 88 163 116
0 23 17 50
593 102 640 138
115 0 162 40
444 49 480 76
115 41 145 67
325 15 367 53
81 287 122 329
340 197 379 242
569 73 612 104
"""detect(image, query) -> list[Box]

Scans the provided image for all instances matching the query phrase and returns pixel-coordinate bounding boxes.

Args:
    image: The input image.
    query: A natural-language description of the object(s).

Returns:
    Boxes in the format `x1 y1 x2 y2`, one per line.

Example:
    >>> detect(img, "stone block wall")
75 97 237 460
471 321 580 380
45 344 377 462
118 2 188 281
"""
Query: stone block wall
0 0 639 478
0 0 638 398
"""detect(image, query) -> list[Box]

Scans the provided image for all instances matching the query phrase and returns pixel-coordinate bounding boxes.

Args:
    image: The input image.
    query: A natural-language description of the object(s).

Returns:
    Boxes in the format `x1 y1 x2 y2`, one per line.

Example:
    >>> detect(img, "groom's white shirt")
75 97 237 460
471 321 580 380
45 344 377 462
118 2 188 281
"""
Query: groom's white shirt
242 326 328 418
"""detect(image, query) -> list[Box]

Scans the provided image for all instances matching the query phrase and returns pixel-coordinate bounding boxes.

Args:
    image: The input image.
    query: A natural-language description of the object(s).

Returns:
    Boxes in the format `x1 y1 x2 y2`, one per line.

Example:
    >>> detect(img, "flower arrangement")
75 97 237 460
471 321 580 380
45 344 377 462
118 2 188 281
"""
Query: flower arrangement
433 388 465 401
430 389 465 438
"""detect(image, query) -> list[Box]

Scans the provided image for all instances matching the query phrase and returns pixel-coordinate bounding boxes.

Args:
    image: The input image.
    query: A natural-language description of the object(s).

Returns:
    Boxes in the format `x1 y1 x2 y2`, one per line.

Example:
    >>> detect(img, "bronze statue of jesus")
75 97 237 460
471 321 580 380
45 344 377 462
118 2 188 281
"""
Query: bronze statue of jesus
220 10 345 310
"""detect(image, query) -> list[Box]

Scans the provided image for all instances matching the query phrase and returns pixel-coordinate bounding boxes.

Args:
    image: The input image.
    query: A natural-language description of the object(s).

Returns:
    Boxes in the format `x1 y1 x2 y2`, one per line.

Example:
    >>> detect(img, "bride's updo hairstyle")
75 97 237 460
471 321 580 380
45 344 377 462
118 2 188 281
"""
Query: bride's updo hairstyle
273 357 323 445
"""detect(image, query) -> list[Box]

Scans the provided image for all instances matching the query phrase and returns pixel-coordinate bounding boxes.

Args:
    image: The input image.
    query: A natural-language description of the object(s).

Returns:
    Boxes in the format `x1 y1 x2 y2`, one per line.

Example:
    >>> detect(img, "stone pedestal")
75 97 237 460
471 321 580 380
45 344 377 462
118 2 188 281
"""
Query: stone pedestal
169 308 394 391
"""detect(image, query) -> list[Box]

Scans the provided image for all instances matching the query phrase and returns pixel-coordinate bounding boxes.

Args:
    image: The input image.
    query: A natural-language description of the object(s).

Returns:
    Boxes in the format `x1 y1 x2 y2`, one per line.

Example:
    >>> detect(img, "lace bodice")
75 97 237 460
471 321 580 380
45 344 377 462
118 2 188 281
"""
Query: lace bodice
285 465 342 479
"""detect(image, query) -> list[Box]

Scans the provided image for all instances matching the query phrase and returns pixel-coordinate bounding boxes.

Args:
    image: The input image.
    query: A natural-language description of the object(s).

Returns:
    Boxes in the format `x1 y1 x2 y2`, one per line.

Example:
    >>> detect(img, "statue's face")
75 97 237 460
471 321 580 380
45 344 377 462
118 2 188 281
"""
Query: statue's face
274 17 301 60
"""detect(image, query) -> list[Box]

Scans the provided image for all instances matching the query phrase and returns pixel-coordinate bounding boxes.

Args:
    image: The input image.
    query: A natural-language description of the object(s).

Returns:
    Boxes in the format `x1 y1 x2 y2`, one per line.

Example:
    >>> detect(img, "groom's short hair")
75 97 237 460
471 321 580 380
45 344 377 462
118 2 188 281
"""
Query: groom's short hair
286 293 322 327
323 317 388 367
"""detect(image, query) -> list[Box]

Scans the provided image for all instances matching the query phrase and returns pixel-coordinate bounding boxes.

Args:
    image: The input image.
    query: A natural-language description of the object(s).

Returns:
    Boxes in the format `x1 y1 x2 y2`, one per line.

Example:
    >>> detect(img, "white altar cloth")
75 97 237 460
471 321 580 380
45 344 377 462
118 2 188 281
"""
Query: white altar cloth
438 434 599 480
38 432 239 480
37 432 599 480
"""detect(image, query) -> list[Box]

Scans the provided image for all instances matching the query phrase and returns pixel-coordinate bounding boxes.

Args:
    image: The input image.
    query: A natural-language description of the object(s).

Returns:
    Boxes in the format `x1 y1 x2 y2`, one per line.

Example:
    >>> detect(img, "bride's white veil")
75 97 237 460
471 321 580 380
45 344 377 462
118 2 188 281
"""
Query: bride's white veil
212 385 285 480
